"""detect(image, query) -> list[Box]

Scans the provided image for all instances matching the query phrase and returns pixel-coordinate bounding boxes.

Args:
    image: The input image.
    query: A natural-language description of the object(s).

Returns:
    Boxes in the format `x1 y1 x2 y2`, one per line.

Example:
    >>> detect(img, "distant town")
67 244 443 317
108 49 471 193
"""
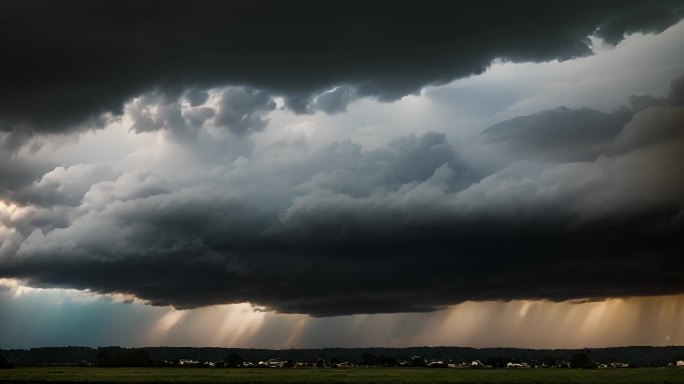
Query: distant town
2 346 684 370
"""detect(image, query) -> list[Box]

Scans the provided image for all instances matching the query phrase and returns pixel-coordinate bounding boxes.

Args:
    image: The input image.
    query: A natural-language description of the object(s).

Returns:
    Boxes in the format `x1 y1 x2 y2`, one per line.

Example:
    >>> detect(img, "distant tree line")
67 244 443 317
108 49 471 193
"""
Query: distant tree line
360 353 399 367
570 353 594 369
2 346 684 368
96 347 153 367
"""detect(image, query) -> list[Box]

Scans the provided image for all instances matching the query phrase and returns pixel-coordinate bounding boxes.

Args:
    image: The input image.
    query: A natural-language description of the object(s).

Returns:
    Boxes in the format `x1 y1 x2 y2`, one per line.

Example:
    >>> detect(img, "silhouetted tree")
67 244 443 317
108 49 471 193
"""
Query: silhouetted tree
570 352 592 369
225 353 244 368
379 355 398 367
486 356 507 368
410 355 427 367
0 353 14 369
361 353 379 366
97 347 152 367
541 357 557 367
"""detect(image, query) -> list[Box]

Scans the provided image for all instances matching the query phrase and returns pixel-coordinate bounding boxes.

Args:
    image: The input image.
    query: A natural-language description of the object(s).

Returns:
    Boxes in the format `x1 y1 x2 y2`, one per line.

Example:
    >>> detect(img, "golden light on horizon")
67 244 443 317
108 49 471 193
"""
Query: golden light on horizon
144 303 266 347
138 294 684 349
427 296 684 349
1 278 683 349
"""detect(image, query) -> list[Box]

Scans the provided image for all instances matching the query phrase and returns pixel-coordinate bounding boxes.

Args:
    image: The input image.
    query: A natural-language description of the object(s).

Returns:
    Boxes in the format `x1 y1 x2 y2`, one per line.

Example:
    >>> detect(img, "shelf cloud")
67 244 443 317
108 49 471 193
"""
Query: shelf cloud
2 74 683 316
0 1 683 320
1 0 682 139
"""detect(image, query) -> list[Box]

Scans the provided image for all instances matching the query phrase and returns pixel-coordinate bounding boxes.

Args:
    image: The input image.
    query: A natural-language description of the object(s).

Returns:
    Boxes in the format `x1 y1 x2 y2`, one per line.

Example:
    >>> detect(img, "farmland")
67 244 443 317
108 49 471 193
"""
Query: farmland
0 367 683 384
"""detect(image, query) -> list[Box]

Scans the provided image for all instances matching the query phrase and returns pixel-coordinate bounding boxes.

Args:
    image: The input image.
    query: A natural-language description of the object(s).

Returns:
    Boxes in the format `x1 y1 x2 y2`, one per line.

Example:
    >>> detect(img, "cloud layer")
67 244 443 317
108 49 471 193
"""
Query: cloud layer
1 3 683 317
1 72 683 316
1 0 682 137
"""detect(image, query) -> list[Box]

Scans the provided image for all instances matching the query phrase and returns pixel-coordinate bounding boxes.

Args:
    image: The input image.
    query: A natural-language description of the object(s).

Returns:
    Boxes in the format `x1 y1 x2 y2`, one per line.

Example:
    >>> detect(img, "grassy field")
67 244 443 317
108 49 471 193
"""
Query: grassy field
0 367 683 384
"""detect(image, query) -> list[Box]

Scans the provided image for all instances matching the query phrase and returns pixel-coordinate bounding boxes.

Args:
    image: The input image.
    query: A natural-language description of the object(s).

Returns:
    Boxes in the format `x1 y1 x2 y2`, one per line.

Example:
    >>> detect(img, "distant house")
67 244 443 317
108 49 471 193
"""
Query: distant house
428 360 446 368
178 359 200 366
677 360 684 367
471 360 483 367
265 359 285 368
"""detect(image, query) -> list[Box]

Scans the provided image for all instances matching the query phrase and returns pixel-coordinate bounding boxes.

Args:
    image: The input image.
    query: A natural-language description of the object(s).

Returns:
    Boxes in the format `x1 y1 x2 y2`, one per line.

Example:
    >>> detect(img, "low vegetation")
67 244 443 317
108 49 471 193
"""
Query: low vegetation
1 366 683 384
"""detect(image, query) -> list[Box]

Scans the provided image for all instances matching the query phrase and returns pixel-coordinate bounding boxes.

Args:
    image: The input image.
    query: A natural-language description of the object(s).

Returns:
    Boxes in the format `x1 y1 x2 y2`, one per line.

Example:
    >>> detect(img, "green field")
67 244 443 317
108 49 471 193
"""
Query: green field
0 367 683 384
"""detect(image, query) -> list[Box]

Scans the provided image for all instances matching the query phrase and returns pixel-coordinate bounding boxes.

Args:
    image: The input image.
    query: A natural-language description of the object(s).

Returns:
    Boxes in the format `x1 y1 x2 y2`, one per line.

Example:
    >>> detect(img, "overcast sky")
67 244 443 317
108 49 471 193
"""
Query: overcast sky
1 0 684 348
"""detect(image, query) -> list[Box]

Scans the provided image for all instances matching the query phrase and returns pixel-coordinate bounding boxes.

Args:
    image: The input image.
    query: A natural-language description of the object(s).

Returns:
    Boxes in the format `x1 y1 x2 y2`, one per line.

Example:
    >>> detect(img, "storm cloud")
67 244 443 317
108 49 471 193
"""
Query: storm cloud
0 2 683 318
1 72 683 316
479 107 631 162
1 0 683 138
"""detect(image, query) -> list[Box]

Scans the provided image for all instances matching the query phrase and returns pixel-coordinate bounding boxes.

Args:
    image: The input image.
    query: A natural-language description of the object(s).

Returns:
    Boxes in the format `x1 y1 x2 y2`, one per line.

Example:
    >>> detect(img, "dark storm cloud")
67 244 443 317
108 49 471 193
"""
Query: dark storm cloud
479 107 632 162
128 93 187 135
4 181 684 316
0 152 51 195
1 0 683 139
214 88 276 135
2 74 684 316
127 87 275 137
0 132 54 197
183 89 210 108
595 4 683 44
9 164 118 208
479 73 684 163
311 87 357 115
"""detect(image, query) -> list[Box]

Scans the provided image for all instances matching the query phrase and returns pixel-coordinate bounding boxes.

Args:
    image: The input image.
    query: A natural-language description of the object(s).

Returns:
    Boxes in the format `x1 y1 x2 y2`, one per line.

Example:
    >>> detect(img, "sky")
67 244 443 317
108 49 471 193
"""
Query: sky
1 0 684 349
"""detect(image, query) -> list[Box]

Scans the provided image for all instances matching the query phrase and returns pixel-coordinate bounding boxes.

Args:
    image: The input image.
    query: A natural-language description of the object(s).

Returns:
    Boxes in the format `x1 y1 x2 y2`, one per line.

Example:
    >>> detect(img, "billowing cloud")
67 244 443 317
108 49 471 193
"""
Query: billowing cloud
1 0 683 138
10 164 118 207
1 72 683 316
0 151 51 195
125 87 276 138
214 88 276 135
0 3 683 323
311 87 358 115
479 107 631 162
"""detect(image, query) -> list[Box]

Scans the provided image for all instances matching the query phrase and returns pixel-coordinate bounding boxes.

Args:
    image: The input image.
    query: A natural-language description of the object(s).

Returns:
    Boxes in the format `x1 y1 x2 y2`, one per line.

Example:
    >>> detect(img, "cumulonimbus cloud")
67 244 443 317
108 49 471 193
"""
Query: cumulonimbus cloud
0 0 682 140
1 74 683 316
2 1 683 316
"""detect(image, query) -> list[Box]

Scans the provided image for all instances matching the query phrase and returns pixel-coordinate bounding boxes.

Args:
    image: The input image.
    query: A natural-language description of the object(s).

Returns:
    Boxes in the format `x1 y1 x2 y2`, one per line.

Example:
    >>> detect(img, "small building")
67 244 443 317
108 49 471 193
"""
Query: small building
266 359 285 368
179 359 200 366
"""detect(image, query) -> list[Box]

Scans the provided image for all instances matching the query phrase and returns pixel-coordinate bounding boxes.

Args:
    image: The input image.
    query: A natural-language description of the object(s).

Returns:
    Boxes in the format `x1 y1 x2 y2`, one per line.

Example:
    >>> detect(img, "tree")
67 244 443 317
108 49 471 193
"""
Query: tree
96 347 152 367
360 353 379 366
0 353 13 369
570 352 592 369
485 356 507 368
542 357 557 367
225 353 244 368
379 355 398 367
410 355 427 367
